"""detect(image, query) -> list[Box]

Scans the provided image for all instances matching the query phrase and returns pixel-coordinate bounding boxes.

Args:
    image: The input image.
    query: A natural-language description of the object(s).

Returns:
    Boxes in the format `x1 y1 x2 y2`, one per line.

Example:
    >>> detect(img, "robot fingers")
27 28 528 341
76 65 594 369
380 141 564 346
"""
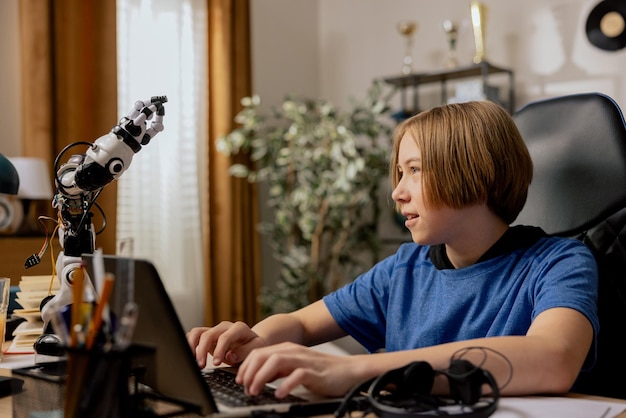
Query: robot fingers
114 96 167 146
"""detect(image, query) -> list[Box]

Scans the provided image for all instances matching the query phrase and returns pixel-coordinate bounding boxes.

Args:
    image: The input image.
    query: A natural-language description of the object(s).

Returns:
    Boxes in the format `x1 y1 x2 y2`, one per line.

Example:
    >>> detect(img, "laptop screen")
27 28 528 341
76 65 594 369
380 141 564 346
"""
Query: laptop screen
82 254 216 415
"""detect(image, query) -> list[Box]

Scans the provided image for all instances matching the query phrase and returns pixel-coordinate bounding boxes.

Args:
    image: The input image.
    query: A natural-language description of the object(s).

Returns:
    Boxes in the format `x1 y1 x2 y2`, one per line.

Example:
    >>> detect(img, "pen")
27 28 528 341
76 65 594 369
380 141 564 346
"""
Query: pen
86 272 115 349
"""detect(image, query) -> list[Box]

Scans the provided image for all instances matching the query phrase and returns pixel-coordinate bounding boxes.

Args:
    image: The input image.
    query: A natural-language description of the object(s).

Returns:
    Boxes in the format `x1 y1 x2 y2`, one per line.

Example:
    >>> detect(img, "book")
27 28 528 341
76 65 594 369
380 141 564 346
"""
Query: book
5 275 58 355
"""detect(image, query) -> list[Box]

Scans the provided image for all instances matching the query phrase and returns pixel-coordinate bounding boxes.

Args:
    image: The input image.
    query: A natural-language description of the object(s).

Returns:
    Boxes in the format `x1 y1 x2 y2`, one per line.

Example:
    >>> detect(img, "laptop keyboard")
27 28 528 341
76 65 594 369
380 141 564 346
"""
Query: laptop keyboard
202 368 306 407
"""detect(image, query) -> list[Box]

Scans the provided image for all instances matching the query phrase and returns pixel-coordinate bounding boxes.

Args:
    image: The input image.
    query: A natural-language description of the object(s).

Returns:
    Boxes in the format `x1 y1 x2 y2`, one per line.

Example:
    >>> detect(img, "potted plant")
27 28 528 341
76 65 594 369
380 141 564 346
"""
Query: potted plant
217 81 395 315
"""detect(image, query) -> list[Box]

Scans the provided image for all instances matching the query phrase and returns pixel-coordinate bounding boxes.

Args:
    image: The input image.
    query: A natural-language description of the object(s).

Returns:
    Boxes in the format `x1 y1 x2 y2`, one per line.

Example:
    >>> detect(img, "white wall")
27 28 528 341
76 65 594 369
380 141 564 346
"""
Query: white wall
250 0 319 104
252 0 626 112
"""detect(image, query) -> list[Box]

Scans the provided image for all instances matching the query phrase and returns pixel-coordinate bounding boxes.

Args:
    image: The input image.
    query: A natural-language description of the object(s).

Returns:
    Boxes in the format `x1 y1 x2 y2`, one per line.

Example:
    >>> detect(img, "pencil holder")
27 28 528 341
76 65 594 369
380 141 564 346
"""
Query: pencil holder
63 347 133 418
13 344 157 418
13 347 136 418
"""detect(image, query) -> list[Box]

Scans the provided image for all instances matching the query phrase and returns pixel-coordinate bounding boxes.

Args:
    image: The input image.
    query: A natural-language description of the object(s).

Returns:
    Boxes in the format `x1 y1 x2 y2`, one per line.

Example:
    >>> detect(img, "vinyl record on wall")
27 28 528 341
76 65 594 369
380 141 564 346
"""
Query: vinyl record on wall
586 0 626 51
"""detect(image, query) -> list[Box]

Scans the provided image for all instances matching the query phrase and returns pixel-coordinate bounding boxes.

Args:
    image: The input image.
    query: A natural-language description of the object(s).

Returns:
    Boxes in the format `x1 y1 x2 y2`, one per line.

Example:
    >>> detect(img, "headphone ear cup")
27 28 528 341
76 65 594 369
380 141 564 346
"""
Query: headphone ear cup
401 361 435 396
371 361 434 396
447 359 486 405
369 361 439 415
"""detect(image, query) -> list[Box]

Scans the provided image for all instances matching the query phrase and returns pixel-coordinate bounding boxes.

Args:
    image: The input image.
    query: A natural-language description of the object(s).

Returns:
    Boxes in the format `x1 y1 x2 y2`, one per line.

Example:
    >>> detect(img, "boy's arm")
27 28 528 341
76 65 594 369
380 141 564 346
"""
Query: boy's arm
187 299 345 367
252 299 347 347
239 307 593 398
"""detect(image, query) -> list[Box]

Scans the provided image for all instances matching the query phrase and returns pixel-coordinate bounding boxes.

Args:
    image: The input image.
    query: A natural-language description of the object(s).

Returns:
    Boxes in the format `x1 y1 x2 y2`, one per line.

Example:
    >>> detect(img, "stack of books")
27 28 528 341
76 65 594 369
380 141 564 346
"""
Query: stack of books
7 275 59 354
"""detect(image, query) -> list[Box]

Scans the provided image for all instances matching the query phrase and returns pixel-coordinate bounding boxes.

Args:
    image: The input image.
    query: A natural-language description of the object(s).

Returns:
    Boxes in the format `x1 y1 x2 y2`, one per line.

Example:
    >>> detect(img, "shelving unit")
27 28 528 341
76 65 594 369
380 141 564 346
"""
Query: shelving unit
382 61 515 114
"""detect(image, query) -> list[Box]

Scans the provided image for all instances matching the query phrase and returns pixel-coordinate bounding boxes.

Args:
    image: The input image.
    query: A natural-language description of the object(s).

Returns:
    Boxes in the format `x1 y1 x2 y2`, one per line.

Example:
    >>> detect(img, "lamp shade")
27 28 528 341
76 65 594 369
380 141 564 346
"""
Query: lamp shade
8 157 53 199
0 153 19 195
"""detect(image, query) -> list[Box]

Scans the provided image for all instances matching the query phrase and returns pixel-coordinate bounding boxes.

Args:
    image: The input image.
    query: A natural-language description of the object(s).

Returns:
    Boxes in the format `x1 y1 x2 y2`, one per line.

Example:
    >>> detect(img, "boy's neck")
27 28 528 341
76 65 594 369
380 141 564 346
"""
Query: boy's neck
442 206 509 268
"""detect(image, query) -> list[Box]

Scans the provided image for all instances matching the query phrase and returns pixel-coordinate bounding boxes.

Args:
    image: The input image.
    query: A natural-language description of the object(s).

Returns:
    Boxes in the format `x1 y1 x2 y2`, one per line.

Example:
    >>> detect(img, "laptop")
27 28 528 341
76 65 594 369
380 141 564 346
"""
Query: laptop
75 255 340 417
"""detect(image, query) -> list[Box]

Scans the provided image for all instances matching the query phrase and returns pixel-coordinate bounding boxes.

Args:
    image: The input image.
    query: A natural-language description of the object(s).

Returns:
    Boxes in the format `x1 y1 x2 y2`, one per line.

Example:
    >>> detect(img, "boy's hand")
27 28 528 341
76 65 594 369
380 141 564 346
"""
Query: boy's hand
236 342 364 399
187 321 268 368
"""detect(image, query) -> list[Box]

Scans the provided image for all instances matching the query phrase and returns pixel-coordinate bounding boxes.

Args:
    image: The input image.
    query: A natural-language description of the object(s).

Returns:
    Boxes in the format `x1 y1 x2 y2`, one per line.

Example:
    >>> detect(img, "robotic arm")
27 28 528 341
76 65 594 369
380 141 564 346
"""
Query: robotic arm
56 96 167 197
38 96 167 332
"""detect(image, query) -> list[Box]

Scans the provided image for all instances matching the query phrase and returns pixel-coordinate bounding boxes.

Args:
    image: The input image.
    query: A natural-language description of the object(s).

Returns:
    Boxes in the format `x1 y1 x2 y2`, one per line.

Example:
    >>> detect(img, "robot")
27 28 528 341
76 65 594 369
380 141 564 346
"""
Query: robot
35 96 167 345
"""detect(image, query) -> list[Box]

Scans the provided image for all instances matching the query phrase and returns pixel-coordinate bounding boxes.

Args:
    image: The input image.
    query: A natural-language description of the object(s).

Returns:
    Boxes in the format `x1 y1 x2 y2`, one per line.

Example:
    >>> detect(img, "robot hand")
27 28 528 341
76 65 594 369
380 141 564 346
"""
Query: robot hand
56 96 167 197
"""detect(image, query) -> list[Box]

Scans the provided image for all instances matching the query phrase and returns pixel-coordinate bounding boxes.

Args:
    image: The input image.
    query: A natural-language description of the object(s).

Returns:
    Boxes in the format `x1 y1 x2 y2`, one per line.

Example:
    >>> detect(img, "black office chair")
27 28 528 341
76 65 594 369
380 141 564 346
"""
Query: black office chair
513 92 626 399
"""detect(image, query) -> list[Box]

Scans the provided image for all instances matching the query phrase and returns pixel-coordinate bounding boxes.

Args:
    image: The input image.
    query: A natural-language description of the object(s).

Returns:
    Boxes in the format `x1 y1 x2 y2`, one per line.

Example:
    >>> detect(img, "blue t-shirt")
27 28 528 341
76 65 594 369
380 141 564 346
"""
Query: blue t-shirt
323 234 599 354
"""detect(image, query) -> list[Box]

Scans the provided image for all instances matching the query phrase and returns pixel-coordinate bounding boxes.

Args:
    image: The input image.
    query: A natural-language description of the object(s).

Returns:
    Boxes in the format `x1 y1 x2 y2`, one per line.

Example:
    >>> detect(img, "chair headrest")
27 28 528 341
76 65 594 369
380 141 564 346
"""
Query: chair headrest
513 93 626 236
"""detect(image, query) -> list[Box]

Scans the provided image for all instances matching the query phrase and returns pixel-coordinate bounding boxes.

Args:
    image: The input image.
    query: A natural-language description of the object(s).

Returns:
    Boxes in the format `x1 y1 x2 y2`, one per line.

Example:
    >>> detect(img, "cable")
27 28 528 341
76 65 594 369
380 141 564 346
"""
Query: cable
24 216 57 269
450 346 514 391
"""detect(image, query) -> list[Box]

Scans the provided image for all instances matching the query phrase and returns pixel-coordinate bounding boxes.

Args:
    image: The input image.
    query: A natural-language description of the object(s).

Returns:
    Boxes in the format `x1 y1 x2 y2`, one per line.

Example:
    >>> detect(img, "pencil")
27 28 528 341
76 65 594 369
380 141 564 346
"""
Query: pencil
70 264 85 347
86 272 115 349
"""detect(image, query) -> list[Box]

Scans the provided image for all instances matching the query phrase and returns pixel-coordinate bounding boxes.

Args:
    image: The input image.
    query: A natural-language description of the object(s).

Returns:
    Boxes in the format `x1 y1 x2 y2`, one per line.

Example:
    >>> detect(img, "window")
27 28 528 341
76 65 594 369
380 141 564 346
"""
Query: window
116 0 207 329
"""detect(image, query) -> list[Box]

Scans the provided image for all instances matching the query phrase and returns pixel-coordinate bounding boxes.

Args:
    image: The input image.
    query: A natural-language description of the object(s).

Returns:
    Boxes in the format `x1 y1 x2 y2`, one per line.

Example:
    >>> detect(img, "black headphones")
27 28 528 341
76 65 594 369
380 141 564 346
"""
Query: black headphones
335 359 499 418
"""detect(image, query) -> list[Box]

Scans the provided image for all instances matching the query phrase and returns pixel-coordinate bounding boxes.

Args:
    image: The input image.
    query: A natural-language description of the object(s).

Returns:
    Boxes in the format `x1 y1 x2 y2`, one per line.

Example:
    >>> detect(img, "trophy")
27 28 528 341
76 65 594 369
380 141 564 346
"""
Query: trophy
470 1 488 64
397 21 418 74
442 20 458 68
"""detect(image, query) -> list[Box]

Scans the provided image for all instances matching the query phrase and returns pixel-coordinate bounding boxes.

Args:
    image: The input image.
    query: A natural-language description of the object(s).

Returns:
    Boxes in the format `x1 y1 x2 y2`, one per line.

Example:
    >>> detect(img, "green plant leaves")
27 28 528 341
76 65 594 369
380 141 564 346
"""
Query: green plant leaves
218 81 396 315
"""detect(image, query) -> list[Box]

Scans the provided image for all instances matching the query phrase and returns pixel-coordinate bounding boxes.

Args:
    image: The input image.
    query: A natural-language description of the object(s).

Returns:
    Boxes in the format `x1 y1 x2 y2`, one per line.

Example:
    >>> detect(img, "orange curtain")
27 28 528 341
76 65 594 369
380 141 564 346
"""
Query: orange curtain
205 0 261 324
20 0 118 255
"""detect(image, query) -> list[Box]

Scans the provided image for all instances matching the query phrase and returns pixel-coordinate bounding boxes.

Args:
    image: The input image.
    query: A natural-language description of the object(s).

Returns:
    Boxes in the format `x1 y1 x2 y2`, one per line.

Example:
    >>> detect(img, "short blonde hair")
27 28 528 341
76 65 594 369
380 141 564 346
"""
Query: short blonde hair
390 101 533 224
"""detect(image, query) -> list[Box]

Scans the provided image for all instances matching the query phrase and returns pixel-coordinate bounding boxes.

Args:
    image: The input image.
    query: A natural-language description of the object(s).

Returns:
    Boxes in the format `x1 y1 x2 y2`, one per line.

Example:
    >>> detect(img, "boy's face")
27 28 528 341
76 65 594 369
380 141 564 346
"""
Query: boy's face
392 133 467 246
